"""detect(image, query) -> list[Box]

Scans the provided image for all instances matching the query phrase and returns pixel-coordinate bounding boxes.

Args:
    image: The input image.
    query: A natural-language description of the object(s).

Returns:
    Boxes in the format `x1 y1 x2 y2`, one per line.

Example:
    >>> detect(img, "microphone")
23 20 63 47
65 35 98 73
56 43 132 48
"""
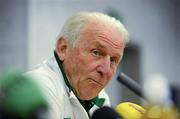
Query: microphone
91 106 122 119
0 71 48 119
115 102 145 119
91 102 145 119
117 72 144 99
142 105 179 119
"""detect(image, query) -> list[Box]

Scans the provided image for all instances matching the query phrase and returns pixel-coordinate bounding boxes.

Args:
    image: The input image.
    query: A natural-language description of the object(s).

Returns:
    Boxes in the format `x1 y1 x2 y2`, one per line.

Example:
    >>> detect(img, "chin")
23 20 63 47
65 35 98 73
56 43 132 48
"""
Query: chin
77 85 102 100
78 92 98 101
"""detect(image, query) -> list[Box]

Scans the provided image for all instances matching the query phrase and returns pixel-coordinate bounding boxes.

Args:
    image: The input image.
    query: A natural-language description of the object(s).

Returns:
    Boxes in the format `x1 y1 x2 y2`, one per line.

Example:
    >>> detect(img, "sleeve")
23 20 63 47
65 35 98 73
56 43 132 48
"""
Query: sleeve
25 70 64 119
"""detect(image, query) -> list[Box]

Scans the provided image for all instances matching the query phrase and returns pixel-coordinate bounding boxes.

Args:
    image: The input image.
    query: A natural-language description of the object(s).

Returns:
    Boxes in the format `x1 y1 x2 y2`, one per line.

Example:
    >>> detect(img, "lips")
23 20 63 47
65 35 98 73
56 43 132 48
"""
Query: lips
89 78 103 86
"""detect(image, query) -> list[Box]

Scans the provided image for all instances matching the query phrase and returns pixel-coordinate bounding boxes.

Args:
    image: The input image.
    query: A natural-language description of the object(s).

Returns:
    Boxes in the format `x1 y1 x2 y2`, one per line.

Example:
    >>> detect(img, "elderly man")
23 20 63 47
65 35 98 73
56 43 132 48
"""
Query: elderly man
27 12 129 119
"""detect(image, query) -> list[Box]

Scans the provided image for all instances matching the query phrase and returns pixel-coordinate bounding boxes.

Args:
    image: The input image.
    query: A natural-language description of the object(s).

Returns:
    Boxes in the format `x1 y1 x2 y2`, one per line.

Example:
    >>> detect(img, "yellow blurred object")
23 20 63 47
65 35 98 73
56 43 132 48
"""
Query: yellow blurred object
142 105 179 119
115 102 145 119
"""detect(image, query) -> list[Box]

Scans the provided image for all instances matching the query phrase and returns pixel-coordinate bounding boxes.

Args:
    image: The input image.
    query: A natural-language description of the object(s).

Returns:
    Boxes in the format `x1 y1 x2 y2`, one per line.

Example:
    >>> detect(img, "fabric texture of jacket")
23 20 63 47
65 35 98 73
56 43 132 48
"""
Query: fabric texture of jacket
26 55 110 119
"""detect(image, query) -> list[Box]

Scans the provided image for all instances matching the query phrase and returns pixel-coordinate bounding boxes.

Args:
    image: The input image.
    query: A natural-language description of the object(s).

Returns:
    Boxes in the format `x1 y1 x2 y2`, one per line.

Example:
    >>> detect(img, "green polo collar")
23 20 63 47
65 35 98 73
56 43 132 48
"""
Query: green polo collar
54 51 105 112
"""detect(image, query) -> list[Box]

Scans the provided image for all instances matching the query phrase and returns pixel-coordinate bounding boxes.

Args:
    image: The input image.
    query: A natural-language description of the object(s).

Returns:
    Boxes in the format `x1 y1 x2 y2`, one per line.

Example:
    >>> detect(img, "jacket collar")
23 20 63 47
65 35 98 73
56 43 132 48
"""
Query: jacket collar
54 51 105 112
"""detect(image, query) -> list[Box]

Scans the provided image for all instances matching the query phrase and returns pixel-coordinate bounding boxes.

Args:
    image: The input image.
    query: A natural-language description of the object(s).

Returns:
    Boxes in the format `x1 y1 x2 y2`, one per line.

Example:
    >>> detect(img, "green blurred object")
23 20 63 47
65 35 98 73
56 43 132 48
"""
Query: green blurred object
0 71 48 119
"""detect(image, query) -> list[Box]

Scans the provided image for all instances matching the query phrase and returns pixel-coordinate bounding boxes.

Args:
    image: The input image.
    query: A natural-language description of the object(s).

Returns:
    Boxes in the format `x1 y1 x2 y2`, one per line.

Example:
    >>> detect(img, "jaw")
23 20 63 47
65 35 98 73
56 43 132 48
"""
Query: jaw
75 80 103 100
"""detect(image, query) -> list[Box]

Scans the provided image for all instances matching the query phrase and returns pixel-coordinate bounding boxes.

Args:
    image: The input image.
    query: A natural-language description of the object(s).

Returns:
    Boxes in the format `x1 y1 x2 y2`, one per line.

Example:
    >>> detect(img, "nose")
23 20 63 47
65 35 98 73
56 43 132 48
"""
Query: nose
96 57 112 78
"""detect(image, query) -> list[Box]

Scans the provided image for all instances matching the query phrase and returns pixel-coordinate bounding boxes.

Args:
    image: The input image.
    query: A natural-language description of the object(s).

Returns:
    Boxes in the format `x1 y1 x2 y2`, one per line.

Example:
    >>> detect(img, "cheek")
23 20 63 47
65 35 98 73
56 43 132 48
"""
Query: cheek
78 55 95 69
68 55 91 77
64 54 80 76
112 67 117 75
79 59 99 75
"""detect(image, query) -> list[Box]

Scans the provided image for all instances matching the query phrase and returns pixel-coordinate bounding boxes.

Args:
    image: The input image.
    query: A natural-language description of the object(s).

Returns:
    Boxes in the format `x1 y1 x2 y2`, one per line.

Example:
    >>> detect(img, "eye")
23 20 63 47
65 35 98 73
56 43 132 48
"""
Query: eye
110 57 118 65
91 49 102 57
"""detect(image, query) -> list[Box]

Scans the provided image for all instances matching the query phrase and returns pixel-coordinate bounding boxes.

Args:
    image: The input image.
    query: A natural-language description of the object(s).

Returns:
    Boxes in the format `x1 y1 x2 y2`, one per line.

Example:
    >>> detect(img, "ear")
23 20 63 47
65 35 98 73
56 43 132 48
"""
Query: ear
55 37 68 61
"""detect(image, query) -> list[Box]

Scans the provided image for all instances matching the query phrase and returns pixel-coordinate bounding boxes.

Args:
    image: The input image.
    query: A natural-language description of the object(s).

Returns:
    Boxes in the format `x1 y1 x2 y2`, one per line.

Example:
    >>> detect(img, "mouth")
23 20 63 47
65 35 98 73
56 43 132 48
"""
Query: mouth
89 78 103 87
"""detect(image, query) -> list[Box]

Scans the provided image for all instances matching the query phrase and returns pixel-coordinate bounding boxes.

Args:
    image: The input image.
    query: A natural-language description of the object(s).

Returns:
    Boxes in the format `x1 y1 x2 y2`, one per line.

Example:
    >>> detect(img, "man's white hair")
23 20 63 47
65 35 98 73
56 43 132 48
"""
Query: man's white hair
58 12 129 48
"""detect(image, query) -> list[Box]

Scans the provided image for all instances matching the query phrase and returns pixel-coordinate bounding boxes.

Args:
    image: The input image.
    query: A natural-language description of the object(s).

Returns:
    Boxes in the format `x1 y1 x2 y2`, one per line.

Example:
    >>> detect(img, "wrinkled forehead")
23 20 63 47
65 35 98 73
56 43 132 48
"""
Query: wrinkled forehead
79 20 124 47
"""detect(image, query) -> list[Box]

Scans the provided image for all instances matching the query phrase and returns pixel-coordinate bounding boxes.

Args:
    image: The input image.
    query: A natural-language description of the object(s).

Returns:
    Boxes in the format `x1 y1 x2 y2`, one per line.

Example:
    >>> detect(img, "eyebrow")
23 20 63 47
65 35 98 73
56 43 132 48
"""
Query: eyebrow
94 41 106 49
94 41 122 59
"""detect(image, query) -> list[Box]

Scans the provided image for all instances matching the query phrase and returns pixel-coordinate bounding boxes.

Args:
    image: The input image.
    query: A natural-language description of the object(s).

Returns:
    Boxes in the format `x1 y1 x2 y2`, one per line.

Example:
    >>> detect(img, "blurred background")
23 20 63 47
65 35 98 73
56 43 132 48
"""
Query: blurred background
0 0 179 107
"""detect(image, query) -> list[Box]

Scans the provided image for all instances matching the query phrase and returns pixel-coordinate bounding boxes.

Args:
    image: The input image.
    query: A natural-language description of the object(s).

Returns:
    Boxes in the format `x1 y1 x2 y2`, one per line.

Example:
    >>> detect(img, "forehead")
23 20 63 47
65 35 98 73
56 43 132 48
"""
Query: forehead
79 20 125 49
